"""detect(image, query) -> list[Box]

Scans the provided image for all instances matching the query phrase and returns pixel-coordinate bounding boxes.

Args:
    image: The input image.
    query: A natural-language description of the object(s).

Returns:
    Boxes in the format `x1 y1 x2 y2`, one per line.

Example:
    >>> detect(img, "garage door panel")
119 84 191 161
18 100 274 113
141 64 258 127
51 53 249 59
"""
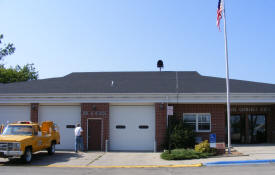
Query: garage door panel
110 106 155 151
0 106 30 125
39 106 81 150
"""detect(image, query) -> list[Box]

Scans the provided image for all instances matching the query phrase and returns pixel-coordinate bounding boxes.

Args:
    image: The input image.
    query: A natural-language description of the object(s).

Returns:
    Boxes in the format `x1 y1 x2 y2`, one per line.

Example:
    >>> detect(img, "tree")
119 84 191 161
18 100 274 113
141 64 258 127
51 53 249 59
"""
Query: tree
163 116 196 150
0 34 15 60
0 34 38 83
0 64 38 83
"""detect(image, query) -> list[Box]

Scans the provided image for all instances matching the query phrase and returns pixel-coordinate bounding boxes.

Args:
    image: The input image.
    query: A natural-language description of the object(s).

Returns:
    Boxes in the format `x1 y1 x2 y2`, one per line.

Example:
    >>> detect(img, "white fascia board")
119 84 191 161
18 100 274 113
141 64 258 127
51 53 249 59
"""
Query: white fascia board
0 93 275 104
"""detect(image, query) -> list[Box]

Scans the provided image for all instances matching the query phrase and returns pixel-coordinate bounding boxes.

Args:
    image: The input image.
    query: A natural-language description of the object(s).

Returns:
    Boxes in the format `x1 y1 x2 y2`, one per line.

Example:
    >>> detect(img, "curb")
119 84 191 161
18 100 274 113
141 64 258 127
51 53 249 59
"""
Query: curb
43 163 203 168
204 159 275 166
0 163 203 168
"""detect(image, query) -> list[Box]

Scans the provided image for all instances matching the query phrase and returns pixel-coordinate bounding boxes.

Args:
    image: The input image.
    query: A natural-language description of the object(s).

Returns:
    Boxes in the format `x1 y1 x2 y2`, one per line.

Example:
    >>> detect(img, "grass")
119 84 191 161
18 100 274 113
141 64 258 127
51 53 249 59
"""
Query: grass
161 148 216 160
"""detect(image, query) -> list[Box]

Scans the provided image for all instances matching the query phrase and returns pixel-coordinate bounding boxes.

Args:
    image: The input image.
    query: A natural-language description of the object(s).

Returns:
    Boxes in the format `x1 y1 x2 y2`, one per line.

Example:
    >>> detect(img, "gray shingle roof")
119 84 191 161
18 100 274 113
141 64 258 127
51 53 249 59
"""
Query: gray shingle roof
0 71 275 94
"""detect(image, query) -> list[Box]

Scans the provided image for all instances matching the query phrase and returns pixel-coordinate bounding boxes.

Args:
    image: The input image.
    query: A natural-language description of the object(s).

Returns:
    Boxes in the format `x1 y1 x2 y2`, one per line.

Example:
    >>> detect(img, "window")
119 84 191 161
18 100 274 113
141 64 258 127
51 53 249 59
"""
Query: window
116 125 126 129
66 125 75 128
139 125 149 129
33 125 39 135
2 125 33 136
183 113 211 132
183 114 196 130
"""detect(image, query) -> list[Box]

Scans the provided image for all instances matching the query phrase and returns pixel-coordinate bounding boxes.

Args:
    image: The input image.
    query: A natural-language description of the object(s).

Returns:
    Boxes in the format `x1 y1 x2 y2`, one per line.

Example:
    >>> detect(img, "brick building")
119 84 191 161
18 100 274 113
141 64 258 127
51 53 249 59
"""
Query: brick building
0 71 275 151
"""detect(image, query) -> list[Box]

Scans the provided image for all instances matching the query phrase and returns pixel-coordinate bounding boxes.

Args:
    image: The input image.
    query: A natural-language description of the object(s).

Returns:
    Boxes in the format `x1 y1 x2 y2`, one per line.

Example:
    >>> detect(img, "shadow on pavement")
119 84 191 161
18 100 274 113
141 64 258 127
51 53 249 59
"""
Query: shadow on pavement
0 151 84 166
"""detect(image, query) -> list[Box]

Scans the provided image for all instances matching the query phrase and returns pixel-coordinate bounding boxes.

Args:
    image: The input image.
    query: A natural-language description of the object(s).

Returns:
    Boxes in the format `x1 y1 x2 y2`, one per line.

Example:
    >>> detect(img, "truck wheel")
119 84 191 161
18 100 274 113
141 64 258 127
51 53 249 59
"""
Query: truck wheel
48 142 55 155
21 148 32 163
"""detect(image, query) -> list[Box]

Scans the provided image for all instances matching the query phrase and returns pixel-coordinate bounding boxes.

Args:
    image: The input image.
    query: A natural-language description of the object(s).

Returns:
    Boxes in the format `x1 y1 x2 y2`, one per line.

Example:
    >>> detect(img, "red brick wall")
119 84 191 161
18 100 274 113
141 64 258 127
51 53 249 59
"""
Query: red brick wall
173 104 226 143
155 103 167 151
81 103 109 151
30 103 39 123
155 104 226 151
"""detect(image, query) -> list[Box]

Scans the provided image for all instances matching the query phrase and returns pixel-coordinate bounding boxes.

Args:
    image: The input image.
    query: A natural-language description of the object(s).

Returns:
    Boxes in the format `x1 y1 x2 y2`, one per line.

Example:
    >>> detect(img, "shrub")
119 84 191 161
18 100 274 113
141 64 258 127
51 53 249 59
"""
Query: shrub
161 148 215 160
163 116 196 149
195 140 210 153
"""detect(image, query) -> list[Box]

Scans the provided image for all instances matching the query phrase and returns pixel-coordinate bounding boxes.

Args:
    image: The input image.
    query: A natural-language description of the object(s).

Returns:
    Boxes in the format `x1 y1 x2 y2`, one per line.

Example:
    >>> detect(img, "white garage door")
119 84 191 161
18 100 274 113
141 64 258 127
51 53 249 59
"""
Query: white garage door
39 105 81 150
109 106 155 151
0 106 30 125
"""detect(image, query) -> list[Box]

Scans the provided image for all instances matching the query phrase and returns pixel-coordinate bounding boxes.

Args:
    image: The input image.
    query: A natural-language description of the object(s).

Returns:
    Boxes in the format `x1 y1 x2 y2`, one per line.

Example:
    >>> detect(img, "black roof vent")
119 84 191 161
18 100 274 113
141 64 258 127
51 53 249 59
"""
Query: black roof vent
157 60 164 72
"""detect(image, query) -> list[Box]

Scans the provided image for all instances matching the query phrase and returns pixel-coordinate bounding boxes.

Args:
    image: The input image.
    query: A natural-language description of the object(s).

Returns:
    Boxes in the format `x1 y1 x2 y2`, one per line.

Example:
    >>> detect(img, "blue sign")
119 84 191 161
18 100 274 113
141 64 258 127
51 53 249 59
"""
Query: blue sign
209 133 216 148
209 134 216 143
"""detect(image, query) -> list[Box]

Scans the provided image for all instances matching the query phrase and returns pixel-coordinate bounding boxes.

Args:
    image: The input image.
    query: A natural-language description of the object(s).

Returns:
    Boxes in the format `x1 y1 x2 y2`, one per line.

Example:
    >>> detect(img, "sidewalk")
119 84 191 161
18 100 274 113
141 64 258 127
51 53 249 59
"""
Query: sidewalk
0 144 275 167
88 144 275 166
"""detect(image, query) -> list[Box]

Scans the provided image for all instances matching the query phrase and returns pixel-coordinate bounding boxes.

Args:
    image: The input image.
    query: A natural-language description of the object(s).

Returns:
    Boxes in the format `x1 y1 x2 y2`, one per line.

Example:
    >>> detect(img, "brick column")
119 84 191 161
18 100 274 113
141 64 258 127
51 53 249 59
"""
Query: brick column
30 103 39 123
81 103 109 151
155 103 167 151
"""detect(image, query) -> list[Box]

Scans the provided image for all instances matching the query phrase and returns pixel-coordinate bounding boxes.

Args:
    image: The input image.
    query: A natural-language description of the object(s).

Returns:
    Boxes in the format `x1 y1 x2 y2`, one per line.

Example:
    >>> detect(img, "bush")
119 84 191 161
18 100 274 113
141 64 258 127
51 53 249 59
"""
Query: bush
161 149 215 160
195 140 210 153
163 116 196 149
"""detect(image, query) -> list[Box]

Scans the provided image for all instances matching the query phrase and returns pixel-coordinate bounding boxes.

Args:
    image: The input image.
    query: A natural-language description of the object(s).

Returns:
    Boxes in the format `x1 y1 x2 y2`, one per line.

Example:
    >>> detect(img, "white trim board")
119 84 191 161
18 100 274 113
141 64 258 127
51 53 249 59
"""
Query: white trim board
0 93 275 103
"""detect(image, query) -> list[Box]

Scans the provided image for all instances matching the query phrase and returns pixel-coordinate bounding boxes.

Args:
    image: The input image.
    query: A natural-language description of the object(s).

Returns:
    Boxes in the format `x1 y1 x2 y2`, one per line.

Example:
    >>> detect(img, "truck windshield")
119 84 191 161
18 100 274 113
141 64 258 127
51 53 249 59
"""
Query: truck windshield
2 125 33 136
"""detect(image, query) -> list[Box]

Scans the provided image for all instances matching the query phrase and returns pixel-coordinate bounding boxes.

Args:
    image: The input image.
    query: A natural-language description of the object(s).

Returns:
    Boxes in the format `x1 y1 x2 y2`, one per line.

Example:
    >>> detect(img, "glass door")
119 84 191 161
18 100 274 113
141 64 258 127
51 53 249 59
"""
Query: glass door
248 115 266 143
230 115 246 143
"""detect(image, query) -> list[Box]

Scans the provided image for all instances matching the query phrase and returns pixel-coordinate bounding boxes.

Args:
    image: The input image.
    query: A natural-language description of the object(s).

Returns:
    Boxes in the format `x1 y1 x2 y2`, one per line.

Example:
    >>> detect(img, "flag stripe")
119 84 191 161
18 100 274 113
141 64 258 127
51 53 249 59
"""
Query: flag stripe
216 0 223 31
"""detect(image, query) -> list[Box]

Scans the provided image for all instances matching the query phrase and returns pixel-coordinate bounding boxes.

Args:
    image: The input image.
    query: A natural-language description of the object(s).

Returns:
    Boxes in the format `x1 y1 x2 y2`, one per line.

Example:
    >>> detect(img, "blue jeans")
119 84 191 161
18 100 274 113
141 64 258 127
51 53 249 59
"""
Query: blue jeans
75 136 83 152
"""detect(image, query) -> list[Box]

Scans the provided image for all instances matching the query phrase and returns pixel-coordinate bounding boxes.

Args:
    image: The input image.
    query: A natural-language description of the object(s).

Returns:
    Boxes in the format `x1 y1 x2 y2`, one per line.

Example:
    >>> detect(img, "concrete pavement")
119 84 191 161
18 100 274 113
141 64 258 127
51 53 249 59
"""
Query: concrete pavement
0 144 274 167
0 151 105 166
233 144 275 160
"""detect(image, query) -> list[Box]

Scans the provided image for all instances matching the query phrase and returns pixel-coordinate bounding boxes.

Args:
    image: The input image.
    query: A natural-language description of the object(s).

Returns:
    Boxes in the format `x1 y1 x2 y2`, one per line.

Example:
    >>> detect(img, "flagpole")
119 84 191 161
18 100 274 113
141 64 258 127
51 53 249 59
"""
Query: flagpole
222 0 231 154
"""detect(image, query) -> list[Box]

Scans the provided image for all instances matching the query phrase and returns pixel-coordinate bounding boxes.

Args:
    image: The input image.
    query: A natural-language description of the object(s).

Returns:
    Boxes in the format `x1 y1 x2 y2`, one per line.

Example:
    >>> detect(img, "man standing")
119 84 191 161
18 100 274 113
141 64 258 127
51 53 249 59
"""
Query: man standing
74 123 83 153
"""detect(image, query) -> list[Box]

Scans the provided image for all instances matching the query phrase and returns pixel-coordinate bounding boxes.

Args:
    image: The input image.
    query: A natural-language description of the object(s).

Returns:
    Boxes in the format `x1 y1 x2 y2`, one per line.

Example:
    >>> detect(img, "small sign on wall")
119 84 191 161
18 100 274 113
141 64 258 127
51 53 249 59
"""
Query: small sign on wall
209 133 216 148
167 106 173 116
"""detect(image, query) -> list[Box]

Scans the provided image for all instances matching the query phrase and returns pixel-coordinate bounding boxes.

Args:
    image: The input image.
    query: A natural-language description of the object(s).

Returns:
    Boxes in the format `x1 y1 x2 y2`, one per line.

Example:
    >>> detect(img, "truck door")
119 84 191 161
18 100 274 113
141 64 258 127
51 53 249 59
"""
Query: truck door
33 125 44 151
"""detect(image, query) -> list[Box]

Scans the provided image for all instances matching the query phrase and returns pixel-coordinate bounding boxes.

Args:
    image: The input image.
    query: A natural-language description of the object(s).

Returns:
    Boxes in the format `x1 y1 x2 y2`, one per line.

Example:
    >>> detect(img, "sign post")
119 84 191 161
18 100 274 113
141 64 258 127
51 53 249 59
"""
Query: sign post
167 105 173 154
209 133 216 148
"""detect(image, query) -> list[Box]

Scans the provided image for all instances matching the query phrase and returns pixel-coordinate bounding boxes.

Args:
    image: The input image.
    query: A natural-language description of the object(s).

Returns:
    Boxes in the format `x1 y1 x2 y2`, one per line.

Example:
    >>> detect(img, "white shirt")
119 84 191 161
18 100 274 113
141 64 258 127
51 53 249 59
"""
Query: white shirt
74 126 83 137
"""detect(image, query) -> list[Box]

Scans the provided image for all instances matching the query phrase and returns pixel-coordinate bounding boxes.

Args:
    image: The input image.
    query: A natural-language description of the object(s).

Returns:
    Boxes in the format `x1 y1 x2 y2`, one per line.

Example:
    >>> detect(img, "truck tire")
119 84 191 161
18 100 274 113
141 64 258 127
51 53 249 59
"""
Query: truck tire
21 147 32 163
47 142 55 155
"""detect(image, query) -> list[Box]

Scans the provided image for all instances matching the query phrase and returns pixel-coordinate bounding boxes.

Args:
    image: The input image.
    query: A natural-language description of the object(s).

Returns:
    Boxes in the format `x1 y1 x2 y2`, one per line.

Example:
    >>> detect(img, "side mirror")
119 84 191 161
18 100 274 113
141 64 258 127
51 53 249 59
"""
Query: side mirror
0 124 4 134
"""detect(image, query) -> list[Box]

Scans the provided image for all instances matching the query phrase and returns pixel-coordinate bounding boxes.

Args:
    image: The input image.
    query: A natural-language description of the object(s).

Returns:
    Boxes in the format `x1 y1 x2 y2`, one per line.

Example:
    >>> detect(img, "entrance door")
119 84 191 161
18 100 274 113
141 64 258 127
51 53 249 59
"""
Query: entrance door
230 115 246 143
88 119 102 151
248 115 266 143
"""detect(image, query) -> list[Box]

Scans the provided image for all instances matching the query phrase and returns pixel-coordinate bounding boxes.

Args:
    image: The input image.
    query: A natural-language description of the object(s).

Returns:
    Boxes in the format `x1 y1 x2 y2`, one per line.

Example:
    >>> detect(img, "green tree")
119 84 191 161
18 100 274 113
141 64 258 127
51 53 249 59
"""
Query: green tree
0 64 38 83
163 116 196 150
0 34 15 60
0 34 38 83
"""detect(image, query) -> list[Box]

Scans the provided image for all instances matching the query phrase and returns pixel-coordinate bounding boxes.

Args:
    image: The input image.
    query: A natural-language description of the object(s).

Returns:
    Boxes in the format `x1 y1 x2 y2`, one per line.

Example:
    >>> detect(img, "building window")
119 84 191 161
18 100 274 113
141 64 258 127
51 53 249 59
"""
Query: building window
183 113 211 132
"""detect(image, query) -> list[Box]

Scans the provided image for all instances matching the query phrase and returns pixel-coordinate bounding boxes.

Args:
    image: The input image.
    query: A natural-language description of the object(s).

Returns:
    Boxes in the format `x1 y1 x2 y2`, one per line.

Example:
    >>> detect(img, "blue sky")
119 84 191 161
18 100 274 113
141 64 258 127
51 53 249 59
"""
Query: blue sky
1 0 275 84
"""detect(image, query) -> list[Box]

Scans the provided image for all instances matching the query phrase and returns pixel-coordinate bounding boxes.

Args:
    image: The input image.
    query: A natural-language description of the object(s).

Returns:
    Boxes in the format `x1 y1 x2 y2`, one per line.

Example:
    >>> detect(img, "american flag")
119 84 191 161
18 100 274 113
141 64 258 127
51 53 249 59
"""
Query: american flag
216 0 223 31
